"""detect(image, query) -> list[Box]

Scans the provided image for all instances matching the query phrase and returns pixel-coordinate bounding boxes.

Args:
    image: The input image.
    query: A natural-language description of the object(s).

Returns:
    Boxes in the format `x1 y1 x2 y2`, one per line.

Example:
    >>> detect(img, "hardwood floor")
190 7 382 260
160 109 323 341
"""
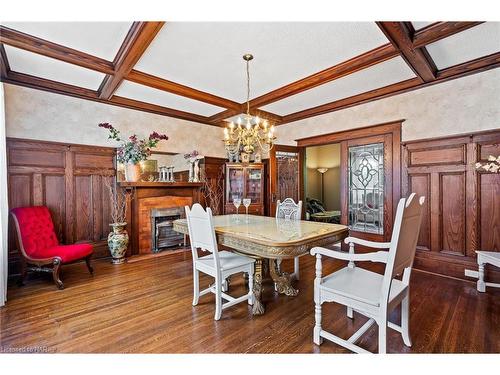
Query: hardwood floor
1 251 499 353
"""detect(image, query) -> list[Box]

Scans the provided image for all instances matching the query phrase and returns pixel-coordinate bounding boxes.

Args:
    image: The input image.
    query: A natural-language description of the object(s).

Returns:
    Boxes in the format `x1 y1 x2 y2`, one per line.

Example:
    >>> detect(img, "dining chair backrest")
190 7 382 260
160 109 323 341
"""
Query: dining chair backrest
276 198 303 220
185 204 220 266
379 193 425 307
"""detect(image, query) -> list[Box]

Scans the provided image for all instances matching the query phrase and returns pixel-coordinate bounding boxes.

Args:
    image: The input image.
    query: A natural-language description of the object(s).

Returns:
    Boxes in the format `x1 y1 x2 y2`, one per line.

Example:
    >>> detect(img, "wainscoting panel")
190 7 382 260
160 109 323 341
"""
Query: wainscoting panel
402 130 500 281
7 138 116 274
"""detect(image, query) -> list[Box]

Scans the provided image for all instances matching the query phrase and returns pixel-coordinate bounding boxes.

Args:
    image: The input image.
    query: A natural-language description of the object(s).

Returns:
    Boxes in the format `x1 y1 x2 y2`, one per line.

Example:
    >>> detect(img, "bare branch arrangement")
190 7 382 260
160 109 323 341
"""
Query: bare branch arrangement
202 167 224 215
102 176 130 224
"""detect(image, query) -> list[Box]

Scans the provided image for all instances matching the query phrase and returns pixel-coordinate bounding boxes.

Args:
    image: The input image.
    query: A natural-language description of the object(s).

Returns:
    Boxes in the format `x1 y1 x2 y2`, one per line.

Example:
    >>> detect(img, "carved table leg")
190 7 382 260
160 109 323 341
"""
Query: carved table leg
269 258 299 296
252 258 265 315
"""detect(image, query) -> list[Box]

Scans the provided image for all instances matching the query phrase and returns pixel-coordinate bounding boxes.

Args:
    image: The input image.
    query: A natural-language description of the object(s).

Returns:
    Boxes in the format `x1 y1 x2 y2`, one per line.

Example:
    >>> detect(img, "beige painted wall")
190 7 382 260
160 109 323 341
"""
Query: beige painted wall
276 68 500 145
306 144 341 211
4 84 228 158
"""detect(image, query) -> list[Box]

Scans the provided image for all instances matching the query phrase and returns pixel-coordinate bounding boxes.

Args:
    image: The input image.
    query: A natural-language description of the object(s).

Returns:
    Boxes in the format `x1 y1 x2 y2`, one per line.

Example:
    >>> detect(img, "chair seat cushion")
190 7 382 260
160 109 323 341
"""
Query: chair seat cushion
30 243 93 264
321 267 407 307
197 250 254 271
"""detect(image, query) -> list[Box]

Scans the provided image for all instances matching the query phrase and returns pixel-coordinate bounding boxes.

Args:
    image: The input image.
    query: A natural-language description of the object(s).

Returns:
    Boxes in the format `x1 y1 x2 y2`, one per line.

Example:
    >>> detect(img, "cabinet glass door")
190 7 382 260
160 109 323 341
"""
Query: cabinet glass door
348 143 384 234
245 167 262 204
227 167 244 203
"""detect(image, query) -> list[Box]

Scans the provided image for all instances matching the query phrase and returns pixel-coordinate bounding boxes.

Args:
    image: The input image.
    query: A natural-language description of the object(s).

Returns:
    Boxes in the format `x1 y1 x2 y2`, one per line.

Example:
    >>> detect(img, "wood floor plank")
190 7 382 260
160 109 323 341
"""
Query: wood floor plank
1 251 498 353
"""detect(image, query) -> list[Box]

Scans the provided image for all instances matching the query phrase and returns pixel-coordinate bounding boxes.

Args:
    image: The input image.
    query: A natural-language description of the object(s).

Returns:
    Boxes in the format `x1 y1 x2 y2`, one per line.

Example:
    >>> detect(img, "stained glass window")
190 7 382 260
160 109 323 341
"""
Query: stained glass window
348 143 384 234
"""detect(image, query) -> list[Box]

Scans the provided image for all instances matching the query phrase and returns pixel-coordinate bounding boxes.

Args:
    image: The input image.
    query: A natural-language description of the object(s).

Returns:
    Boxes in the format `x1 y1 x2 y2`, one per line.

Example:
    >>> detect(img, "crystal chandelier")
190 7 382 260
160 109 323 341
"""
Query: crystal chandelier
223 54 276 158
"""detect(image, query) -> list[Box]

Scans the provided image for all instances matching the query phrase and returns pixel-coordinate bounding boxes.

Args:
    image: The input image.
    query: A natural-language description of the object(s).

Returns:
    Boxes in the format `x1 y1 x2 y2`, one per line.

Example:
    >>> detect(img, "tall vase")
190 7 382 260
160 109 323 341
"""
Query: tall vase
188 161 194 182
193 159 200 182
125 163 141 182
108 223 129 264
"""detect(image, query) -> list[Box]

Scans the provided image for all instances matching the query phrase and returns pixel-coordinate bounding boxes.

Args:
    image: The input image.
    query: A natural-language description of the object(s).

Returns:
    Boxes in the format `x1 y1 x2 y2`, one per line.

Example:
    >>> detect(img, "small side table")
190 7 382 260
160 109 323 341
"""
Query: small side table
476 251 500 292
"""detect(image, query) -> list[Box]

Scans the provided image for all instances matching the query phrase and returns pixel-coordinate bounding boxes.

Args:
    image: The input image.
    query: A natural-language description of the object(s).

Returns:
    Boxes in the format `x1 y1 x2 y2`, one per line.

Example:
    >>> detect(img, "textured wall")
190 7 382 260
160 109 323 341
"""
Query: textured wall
5 68 500 154
4 84 228 158
276 68 500 145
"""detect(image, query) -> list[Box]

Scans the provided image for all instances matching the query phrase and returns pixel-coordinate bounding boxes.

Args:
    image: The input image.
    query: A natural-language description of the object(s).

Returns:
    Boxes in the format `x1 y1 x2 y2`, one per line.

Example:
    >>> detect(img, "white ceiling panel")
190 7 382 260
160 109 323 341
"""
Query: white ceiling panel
115 80 225 116
411 22 435 30
4 45 105 90
261 57 416 116
426 22 500 69
1 22 132 61
135 22 389 102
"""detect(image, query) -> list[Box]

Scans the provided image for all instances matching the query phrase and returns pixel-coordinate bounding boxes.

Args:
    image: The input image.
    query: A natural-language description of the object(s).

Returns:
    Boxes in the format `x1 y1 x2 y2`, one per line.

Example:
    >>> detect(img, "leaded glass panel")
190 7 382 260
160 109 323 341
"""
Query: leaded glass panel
348 143 384 234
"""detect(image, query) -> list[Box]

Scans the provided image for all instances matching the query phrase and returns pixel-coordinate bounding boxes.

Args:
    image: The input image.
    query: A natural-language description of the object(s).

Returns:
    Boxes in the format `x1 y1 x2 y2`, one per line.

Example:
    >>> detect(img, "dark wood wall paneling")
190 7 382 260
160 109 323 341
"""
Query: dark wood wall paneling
7 138 116 274
402 130 500 282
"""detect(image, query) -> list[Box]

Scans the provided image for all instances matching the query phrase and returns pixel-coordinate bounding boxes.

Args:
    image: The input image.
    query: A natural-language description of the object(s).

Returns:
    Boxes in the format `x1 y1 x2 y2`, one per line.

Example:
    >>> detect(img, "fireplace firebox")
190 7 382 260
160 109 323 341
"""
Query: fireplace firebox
151 208 184 252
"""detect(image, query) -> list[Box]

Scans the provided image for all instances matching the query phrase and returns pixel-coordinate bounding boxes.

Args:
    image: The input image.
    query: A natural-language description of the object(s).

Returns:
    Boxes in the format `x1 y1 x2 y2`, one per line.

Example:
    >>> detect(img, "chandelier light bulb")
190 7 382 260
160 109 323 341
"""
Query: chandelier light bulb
255 116 260 124
229 121 235 129
237 117 242 126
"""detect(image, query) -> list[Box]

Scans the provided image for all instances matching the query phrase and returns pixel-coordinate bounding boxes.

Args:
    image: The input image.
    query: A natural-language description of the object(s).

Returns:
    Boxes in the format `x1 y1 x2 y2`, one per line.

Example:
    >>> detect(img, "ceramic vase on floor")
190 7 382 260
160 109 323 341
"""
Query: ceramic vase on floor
108 223 129 264
124 163 141 182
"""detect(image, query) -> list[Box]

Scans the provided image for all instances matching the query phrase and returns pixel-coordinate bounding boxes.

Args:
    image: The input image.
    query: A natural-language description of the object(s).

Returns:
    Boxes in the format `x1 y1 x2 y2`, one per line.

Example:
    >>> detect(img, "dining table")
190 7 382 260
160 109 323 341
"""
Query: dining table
173 214 349 315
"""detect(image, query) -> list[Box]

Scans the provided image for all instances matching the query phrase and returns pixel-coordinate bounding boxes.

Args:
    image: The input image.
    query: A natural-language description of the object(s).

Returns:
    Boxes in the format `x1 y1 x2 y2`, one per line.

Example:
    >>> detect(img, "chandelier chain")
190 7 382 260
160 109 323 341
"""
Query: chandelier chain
246 58 250 115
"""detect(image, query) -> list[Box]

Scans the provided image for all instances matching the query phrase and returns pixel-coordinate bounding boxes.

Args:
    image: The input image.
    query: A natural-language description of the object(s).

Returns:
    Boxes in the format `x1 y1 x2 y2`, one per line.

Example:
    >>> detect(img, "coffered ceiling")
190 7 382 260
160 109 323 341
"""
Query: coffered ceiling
0 21 498 127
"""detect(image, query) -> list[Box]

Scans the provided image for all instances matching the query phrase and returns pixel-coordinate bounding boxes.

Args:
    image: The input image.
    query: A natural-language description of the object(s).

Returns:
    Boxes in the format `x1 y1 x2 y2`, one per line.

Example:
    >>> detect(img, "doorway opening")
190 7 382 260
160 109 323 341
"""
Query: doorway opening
304 144 342 223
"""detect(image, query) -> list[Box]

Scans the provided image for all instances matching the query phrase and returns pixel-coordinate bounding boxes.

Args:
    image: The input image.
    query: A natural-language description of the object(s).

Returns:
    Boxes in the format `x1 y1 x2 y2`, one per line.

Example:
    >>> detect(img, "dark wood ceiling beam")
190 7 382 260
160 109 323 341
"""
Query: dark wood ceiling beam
3 71 99 99
248 44 398 109
207 107 283 126
0 44 10 78
281 78 422 124
208 108 242 123
436 51 500 79
1 70 215 126
127 69 241 110
280 51 500 125
98 22 164 99
109 96 214 125
413 22 484 48
377 22 437 82
0 26 115 74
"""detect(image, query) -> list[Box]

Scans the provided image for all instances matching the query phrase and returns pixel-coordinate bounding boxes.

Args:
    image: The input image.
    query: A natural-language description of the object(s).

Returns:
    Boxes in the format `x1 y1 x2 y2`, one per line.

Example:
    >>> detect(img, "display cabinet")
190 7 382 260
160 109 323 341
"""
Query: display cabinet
224 163 265 215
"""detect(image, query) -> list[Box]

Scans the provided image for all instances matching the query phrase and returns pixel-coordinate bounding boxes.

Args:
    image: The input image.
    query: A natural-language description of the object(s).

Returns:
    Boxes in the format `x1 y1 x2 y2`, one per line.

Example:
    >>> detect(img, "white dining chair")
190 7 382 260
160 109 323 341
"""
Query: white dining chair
185 203 255 320
275 198 303 280
310 193 425 354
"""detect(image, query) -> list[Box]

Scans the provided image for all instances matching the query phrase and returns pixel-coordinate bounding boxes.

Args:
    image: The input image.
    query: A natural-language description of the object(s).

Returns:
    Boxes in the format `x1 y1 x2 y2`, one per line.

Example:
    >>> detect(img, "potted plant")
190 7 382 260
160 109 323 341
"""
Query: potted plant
98 123 168 182
103 177 131 264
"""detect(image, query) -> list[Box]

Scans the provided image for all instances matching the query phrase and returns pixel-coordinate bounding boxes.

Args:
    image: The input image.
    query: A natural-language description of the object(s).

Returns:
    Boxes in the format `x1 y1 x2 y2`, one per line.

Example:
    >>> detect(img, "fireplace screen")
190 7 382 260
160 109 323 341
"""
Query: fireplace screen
151 208 184 252
348 143 384 234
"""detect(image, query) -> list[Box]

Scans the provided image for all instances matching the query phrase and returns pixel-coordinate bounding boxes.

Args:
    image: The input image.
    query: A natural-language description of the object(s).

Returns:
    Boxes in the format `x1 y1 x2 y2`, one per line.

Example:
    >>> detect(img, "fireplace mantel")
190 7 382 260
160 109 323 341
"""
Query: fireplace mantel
119 181 203 188
121 181 202 257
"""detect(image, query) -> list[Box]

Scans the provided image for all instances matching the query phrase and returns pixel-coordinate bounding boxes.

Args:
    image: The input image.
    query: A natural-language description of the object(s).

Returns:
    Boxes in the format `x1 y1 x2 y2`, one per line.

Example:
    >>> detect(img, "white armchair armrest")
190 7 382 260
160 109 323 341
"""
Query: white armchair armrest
344 236 391 250
310 247 388 264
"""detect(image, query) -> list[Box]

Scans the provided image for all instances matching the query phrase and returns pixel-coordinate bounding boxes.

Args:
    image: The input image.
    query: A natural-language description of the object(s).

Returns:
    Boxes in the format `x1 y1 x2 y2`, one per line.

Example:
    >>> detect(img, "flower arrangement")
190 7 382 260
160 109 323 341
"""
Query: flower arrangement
98 123 168 165
184 150 202 162
475 155 500 173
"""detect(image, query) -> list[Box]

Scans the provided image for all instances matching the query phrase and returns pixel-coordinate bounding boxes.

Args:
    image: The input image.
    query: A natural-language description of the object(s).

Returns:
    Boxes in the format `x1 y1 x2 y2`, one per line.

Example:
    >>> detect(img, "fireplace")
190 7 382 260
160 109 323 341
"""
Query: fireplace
151 208 185 252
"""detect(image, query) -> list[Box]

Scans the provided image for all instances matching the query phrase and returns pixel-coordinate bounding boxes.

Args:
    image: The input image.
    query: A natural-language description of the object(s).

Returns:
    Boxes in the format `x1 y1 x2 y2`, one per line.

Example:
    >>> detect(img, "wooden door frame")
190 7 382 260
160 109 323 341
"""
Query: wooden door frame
296 120 403 241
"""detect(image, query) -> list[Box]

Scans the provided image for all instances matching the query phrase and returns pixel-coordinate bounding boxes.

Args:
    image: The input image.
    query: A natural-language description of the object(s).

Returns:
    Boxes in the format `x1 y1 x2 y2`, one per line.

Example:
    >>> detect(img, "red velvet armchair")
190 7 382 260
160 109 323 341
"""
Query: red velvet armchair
10 206 94 289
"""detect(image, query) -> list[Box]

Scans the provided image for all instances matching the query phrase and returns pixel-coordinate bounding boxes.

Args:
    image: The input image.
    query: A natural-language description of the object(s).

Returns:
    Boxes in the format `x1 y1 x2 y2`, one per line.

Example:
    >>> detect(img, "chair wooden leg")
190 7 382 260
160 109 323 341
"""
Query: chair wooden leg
378 319 387 354
17 259 27 286
477 263 486 292
85 255 94 275
192 269 200 306
347 306 354 319
313 302 323 345
214 277 222 321
401 295 412 347
52 259 64 290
